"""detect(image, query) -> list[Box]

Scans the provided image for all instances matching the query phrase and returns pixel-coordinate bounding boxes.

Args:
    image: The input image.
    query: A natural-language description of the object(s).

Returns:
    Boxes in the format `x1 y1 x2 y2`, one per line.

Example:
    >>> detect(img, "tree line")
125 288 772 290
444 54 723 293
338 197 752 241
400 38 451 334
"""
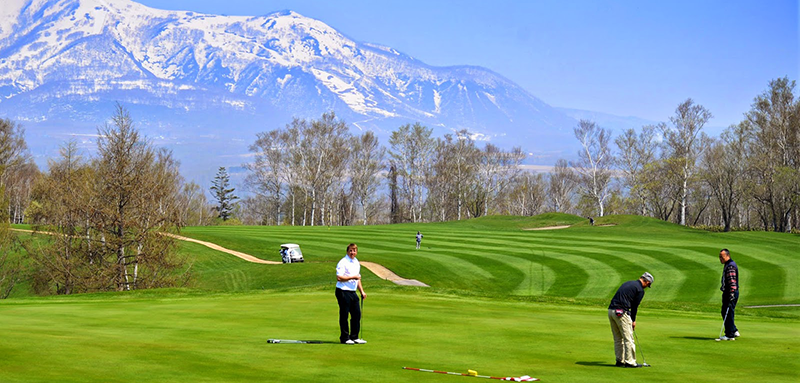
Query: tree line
238 78 798 232
3 105 211 295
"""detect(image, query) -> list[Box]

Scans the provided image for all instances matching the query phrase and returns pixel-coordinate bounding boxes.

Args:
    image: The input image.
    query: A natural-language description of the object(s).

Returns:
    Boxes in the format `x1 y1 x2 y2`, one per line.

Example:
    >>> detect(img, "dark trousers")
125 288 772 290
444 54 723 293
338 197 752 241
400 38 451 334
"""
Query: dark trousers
335 288 361 343
722 291 739 337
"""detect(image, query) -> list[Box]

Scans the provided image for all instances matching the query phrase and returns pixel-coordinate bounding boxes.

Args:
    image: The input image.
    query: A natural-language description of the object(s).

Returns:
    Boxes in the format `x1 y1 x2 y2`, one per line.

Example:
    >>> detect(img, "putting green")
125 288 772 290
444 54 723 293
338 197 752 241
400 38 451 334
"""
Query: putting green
0 290 797 382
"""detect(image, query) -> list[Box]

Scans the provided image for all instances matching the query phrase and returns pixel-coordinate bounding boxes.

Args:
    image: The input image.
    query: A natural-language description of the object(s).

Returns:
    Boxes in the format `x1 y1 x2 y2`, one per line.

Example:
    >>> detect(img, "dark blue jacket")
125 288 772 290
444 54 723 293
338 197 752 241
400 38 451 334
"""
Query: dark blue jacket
608 280 646 321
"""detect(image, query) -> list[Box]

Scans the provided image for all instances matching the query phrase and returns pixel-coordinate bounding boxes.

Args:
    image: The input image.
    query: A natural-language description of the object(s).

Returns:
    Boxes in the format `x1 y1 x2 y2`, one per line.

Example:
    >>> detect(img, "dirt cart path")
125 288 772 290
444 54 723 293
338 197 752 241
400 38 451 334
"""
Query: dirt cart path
522 225 571 231
168 233 427 286
14 229 428 287
360 262 429 287
164 233 281 264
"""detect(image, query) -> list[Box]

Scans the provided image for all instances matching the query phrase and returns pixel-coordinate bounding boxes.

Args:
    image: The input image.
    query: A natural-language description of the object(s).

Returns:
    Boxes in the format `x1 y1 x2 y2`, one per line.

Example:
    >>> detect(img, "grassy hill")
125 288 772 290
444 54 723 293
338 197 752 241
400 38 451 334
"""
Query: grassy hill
178 214 799 307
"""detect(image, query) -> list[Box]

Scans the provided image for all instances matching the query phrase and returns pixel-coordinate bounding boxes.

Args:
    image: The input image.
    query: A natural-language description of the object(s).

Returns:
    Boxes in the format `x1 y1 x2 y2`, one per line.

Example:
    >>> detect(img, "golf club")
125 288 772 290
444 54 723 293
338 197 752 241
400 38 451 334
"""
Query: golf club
632 330 651 367
360 294 364 339
716 305 732 341
402 367 538 381
267 339 323 344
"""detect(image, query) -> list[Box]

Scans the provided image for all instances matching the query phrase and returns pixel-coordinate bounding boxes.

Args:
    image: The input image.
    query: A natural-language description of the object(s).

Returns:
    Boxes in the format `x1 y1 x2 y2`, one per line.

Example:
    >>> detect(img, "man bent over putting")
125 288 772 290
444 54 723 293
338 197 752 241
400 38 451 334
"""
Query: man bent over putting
608 272 653 368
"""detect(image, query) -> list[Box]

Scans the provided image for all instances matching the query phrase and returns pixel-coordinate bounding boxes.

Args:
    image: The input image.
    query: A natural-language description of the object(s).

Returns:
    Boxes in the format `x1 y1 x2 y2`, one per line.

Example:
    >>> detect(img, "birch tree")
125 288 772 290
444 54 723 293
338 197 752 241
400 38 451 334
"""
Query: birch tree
743 77 800 232
700 124 750 231
389 123 435 222
429 130 478 221
572 119 613 217
548 159 576 213
0 118 36 223
296 113 350 226
472 144 524 217
247 129 287 225
349 131 385 225
662 99 712 225
615 124 659 215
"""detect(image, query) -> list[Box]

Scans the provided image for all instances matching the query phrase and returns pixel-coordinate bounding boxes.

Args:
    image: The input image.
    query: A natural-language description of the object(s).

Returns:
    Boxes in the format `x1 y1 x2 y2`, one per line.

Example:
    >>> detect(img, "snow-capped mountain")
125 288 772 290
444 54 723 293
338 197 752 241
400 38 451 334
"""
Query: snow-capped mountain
0 0 579 182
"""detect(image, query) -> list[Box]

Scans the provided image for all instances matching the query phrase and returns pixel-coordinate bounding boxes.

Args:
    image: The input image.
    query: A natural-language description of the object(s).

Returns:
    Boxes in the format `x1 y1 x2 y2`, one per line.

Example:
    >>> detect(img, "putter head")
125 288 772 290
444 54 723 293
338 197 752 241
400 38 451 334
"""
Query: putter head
642 363 651 367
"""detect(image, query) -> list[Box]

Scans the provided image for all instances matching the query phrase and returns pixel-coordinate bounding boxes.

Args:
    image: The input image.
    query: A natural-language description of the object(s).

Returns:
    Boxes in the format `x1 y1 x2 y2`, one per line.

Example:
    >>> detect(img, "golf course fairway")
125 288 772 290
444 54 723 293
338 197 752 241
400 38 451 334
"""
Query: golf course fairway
5 214 799 382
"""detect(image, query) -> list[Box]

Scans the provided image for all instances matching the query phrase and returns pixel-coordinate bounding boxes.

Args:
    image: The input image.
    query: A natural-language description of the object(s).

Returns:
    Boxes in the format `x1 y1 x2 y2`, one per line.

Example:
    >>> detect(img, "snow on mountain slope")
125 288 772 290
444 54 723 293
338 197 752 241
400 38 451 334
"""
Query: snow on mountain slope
0 0 580 181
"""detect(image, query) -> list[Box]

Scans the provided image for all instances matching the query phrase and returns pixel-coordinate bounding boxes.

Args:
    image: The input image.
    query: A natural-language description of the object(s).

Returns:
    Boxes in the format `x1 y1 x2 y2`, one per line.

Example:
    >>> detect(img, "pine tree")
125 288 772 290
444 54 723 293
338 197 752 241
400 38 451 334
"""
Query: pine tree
211 167 238 221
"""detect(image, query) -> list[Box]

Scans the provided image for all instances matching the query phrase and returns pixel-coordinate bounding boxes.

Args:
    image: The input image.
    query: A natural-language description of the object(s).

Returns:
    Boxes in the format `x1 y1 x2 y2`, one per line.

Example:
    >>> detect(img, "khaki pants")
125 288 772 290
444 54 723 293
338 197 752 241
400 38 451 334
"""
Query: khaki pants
608 309 636 365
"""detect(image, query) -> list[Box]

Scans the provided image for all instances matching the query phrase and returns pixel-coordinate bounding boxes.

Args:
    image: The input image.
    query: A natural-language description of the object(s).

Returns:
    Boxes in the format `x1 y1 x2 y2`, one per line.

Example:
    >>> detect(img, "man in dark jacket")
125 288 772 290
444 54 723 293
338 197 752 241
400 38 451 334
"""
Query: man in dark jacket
608 272 653 368
718 249 740 341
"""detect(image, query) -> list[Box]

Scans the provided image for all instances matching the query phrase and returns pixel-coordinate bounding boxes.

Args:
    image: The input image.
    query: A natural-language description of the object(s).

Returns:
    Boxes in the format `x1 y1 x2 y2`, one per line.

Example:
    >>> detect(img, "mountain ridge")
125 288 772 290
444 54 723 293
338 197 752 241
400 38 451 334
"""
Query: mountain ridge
0 0 585 184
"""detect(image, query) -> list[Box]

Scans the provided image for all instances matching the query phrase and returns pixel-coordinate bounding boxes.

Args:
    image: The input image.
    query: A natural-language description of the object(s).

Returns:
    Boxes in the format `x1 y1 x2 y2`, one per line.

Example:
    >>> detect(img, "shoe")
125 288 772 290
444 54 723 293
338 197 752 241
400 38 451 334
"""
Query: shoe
718 336 735 341
624 363 643 368
615 361 624 367
733 331 740 337
344 339 355 345
353 339 367 344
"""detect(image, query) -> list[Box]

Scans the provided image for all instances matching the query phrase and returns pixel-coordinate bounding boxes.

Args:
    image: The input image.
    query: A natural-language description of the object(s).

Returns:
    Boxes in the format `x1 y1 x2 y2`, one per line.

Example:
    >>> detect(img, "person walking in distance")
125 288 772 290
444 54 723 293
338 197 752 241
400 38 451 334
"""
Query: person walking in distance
335 243 367 344
608 272 653 368
718 249 740 340
415 231 423 249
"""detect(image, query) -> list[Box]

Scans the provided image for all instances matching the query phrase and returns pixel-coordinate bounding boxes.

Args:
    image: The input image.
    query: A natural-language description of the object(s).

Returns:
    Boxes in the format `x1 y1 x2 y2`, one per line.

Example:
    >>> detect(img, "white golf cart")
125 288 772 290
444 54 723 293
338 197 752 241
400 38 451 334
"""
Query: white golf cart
280 243 305 263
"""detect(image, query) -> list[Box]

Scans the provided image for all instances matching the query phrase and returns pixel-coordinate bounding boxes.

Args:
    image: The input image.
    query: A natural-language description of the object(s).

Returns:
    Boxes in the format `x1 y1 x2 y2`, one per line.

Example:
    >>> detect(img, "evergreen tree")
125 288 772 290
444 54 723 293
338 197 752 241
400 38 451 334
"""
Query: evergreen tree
211 167 238 221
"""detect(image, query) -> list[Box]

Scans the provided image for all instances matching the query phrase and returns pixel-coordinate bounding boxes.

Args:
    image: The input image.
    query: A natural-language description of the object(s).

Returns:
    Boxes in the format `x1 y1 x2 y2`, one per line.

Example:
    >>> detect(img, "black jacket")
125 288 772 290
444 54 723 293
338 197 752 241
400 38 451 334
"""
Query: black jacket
608 280 646 321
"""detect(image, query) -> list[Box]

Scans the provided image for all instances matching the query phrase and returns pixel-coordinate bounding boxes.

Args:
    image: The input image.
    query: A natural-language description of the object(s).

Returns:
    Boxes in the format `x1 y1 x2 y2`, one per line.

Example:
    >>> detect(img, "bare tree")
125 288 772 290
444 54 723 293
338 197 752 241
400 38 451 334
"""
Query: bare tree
28 105 186 294
0 118 30 184
505 171 546 216
0 118 36 223
95 105 184 290
389 123 436 222
615 124 659 215
177 181 212 226
429 130 478 221
247 129 287 225
743 77 800 232
548 159 576 213
295 113 351 226
662 99 712 225
350 131 385 225
572 119 613 217
641 158 682 221
28 141 93 294
700 124 750 231
472 144 524 217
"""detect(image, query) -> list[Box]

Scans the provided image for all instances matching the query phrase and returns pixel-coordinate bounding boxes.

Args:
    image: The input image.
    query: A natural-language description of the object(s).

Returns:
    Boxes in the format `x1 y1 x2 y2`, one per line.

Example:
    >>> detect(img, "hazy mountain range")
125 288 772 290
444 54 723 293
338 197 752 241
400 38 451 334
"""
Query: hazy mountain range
0 0 662 184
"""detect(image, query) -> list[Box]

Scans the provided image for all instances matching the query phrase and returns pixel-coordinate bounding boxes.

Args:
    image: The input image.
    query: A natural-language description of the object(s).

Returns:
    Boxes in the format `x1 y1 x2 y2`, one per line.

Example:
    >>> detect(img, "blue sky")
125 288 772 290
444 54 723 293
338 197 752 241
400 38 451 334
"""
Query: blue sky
137 0 798 129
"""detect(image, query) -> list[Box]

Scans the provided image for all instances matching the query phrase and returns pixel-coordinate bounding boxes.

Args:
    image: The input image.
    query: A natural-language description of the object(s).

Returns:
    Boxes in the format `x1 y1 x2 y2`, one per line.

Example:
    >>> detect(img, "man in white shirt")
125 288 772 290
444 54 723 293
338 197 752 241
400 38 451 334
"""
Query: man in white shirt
335 243 367 344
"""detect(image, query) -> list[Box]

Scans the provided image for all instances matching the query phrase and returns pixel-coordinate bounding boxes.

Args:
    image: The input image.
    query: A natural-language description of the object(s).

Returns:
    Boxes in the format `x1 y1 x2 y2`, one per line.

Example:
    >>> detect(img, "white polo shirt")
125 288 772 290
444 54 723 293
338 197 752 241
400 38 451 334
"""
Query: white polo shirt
335 255 360 291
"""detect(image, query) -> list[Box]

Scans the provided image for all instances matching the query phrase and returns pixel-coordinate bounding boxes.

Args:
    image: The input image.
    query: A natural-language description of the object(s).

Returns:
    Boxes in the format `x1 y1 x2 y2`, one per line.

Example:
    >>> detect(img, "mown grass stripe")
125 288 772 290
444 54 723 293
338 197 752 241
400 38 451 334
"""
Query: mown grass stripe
173 215 799 304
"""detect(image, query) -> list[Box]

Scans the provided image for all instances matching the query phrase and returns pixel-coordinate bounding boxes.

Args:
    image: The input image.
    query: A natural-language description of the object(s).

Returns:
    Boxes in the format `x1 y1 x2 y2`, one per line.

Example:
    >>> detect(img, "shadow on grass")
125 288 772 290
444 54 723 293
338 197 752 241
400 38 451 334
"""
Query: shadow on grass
671 336 717 341
575 361 617 368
